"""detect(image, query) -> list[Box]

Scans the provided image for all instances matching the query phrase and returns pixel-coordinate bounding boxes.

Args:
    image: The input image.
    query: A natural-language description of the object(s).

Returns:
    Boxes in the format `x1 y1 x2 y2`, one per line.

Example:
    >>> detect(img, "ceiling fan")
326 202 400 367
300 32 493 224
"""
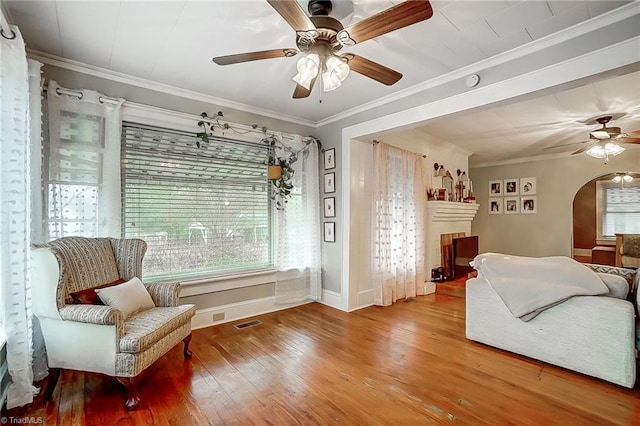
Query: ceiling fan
212 0 434 98
571 116 640 162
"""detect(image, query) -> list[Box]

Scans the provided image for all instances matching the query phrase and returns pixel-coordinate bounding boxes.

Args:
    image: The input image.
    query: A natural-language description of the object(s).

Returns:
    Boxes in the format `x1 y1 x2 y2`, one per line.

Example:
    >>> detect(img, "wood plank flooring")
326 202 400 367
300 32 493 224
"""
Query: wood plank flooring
6 294 640 425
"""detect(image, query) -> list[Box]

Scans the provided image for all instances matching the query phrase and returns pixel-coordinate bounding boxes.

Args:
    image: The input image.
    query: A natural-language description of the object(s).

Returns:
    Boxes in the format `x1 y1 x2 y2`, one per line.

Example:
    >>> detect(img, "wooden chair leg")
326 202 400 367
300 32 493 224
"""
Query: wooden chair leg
44 368 60 401
183 333 193 359
116 377 140 411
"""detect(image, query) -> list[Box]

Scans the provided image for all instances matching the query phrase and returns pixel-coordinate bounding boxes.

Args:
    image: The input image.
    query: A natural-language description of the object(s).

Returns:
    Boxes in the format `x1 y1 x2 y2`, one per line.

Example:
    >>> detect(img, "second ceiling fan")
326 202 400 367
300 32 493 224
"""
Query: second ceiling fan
212 0 434 98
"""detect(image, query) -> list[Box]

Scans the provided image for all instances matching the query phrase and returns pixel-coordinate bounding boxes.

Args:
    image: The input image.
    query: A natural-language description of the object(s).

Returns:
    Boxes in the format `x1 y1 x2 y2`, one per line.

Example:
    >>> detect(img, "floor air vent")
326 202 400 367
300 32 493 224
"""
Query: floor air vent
234 320 262 330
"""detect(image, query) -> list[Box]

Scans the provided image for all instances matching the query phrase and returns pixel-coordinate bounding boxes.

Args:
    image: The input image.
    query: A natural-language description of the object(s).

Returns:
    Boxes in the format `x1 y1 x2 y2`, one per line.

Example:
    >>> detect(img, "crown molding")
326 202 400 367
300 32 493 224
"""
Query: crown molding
27 50 317 128
316 2 640 127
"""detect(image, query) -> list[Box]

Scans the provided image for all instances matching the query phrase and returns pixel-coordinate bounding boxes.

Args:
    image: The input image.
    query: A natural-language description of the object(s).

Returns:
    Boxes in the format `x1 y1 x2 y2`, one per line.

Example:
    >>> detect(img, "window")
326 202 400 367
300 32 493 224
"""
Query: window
45 111 106 238
597 180 640 238
121 122 273 280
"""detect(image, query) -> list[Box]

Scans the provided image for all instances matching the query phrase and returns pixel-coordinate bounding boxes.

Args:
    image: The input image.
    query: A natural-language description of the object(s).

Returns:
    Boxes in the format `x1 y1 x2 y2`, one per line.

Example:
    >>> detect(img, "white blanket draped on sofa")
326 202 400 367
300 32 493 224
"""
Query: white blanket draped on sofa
471 253 609 321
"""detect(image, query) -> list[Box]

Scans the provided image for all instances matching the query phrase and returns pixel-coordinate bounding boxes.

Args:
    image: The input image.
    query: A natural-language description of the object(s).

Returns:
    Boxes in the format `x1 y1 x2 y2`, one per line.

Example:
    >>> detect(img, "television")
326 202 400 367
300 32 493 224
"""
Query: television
452 235 479 279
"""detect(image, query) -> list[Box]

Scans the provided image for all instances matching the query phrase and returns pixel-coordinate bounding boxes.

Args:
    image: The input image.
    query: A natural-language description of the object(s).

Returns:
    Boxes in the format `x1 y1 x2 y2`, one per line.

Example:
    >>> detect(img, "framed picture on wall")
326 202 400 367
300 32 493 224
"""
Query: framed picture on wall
324 148 336 170
489 198 503 214
504 197 519 214
324 172 335 193
521 196 537 214
489 180 502 196
520 177 536 195
504 178 519 195
324 197 336 218
323 222 336 242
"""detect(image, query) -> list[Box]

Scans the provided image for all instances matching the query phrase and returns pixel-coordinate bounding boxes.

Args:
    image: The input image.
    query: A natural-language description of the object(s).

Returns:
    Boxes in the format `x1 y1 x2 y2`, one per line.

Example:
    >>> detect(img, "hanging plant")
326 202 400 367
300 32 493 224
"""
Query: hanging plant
196 111 228 148
195 111 320 210
264 134 298 210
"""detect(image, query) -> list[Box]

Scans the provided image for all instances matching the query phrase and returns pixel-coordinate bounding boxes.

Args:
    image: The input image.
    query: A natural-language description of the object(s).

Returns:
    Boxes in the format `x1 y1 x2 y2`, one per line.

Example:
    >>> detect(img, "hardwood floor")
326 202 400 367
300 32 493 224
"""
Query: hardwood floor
7 295 640 425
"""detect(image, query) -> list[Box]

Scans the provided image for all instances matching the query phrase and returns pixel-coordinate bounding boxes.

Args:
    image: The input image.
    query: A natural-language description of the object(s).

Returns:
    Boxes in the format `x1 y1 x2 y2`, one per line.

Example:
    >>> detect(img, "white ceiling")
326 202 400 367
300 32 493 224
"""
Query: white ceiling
4 0 640 165
374 69 640 165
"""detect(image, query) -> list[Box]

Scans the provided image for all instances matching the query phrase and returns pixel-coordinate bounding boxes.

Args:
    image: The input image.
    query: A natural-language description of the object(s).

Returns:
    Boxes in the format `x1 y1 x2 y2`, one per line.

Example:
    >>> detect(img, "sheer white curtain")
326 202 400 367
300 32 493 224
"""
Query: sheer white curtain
44 81 124 241
0 24 43 409
274 136 322 303
371 142 426 306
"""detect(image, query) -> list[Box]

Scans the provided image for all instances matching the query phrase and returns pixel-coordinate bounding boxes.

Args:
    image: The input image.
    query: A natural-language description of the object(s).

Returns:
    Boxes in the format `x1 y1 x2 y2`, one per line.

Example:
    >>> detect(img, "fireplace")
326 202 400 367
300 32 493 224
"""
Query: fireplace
452 235 479 279
424 201 479 289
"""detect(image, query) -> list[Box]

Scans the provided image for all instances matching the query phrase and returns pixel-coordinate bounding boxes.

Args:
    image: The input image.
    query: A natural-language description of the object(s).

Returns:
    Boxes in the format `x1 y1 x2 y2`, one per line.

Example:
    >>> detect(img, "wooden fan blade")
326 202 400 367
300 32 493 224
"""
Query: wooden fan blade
292 76 317 99
340 0 433 45
267 0 316 32
543 140 588 150
345 54 402 85
572 144 594 155
620 137 640 144
213 48 298 65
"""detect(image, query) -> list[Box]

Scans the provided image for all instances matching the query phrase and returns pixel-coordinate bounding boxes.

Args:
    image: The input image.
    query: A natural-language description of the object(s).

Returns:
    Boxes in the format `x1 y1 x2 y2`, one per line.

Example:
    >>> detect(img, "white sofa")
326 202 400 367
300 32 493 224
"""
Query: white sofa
466 261 638 388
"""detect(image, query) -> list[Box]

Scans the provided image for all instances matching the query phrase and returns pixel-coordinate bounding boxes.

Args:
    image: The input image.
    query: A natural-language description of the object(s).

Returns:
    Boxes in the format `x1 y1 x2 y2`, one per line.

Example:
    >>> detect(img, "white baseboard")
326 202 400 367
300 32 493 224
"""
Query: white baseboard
190 296 310 330
320 289 343 311
357 289 374 309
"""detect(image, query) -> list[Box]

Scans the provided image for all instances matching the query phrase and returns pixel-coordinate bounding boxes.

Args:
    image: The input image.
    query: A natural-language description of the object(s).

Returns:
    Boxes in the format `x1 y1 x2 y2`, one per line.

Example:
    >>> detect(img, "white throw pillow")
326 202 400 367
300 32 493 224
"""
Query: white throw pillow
96 277 155 318
597 273 629 299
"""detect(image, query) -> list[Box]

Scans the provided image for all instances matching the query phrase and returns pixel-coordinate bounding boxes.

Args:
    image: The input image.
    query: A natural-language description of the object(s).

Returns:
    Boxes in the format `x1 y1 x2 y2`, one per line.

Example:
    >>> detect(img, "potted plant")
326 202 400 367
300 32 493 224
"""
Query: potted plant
264 134 297 210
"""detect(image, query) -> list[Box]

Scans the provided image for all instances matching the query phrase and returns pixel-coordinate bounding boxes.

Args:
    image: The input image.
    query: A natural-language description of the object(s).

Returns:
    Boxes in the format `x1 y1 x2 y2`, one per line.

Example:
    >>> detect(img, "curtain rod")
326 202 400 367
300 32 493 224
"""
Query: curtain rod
372 139 427 158
0 6 16 40
43 84 122 105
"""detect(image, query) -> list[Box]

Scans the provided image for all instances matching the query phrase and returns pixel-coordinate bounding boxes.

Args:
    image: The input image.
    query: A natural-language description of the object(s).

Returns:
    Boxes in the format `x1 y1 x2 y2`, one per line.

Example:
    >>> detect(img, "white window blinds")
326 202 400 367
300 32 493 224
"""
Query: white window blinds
121 122 273 280
603 184 640 236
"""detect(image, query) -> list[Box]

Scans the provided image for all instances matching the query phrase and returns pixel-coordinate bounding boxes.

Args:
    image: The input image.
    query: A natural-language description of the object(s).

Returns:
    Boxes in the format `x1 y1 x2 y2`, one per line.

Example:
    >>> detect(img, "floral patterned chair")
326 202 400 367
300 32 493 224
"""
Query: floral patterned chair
31 237 196 410
615 233 640 268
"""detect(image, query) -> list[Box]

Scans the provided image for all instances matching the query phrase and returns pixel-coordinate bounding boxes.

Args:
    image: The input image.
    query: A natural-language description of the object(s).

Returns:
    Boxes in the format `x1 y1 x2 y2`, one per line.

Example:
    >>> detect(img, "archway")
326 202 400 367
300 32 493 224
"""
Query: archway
572 171 640 264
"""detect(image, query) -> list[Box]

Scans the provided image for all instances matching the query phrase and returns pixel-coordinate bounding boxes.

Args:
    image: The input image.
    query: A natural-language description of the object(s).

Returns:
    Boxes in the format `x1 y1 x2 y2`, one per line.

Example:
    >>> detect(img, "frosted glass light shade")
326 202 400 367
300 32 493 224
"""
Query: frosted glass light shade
612 174 633 183
322 56 350 92
585 142 625 159
292 53 320 90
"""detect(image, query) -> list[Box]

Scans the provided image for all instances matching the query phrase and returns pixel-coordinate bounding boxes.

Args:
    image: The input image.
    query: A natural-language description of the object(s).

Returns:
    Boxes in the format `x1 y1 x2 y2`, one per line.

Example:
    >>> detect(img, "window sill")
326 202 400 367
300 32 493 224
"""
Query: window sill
596 238 615 246
179 269 277 297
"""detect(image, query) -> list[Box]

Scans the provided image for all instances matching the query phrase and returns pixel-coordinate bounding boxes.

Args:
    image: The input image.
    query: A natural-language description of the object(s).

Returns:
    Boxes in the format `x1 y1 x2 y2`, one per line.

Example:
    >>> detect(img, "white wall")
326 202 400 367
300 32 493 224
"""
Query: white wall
348 140 375 309
470 149 640 257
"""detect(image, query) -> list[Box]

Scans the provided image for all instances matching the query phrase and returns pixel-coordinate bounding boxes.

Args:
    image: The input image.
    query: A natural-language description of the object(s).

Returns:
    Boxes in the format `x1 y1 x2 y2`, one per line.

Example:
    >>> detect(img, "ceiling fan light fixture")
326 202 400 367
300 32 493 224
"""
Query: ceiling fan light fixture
585 144 605 159
292 53 320 90
612 174 634 183
604 142 625 156
321 56 350 92
585 142 625 160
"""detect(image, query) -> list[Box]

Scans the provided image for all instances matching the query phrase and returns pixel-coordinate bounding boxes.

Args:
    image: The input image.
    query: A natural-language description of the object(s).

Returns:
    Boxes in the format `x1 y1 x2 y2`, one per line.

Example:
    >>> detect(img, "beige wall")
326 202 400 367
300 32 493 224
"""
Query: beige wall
470 149 640 257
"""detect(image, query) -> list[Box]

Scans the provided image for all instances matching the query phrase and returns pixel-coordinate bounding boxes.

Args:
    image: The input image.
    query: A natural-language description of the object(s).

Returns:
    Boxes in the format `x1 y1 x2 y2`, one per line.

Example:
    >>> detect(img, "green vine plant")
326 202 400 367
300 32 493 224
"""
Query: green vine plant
195 111 320 210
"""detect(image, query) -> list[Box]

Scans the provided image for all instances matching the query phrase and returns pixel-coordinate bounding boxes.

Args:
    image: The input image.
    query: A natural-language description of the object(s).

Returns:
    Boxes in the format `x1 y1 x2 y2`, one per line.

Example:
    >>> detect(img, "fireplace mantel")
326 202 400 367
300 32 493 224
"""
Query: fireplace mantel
425 201 479 222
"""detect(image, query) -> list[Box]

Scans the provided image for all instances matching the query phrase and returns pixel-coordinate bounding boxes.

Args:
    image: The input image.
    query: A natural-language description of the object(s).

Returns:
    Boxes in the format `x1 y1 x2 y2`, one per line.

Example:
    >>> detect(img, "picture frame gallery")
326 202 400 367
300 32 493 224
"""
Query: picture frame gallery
323 148 337 242
488 177 537 215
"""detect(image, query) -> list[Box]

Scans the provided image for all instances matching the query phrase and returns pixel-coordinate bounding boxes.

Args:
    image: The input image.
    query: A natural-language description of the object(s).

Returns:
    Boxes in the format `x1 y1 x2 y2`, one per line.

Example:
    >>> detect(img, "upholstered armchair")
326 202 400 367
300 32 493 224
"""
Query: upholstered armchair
615 233 640 268
31 237 196 410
